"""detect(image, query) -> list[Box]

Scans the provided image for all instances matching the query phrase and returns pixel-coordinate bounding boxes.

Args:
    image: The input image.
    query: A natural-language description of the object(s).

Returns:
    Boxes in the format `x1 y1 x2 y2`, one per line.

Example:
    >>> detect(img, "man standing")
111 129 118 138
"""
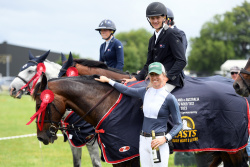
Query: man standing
230 66 240 80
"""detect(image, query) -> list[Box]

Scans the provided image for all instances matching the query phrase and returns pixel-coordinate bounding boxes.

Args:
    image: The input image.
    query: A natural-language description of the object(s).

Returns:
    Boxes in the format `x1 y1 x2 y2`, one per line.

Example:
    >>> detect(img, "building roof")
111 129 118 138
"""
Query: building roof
220 59 248 72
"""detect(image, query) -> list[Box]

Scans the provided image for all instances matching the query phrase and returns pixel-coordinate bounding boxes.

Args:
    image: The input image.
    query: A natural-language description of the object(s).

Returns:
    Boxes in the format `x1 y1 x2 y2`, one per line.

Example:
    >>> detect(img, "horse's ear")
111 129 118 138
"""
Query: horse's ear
38 50 50 63
61 53 67 64
39 72 48 92
67 52 74 66
29 50 35 60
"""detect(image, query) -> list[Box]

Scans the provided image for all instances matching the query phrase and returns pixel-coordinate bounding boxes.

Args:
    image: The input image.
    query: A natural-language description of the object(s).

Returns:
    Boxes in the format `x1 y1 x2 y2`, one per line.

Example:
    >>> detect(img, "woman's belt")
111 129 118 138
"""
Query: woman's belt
140 131 165 137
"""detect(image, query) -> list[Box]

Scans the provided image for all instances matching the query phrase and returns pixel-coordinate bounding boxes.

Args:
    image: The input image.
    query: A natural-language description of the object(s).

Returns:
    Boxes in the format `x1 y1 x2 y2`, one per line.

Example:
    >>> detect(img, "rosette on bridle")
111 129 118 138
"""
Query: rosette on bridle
20 63 46 95
66 67 79 77
26 89 54 131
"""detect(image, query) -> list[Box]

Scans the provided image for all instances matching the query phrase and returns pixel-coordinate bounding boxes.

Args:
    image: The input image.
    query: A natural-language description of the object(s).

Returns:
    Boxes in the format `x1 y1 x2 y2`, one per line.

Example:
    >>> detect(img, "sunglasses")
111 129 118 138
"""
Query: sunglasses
231 72 238 75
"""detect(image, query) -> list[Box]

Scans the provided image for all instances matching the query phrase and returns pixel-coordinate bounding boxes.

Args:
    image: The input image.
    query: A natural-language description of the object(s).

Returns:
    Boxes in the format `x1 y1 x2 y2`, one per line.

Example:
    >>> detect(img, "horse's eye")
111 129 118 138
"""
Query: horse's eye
28 70 34 74
36 105 41 110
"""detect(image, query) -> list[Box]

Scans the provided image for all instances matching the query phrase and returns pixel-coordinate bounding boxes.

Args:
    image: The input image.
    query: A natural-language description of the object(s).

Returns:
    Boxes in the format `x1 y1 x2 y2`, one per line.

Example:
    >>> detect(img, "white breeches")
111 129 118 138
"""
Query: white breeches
139 135 169 167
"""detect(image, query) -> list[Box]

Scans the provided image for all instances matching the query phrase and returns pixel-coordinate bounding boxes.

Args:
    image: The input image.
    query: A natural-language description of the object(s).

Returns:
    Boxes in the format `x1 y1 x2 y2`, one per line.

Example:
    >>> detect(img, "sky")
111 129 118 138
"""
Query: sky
0 0 248 61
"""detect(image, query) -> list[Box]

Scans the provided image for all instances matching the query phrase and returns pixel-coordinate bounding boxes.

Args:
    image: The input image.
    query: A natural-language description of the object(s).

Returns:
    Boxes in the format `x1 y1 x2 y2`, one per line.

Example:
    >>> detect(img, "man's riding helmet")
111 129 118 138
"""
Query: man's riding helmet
95 19 116 40
166 8 174 25
146 2 167 28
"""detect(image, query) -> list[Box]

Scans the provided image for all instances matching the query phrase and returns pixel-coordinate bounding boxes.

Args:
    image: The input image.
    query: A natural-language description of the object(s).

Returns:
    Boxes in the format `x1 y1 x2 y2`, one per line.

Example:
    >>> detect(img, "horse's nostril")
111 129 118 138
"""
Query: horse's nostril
37 137 43 142
233 83 240 91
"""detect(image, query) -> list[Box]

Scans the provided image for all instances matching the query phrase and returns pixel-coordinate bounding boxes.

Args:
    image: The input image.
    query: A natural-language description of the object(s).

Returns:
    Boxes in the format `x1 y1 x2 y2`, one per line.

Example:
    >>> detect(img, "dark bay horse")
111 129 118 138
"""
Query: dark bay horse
233 58 250 97
60 55 249 167
32 74 140 167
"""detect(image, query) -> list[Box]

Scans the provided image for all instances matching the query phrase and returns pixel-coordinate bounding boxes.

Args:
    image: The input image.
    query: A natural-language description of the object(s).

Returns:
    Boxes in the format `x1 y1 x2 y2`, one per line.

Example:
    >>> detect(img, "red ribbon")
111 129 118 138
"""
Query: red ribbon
20 63 46 95
66 67 78 77
26 89 54 131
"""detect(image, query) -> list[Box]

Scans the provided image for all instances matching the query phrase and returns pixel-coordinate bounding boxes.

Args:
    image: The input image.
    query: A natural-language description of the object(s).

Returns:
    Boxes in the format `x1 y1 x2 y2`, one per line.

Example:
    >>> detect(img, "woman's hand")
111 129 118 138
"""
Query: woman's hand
122 77 137 83
94 76 110 83
151 137 167 149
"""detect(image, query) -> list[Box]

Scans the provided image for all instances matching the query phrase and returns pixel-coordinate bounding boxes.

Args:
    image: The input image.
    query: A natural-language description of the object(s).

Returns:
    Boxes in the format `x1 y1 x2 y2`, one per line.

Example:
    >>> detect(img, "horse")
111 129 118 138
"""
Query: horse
233 58 250 97
59 55 249 167
32 74 140 167
9 51 102 167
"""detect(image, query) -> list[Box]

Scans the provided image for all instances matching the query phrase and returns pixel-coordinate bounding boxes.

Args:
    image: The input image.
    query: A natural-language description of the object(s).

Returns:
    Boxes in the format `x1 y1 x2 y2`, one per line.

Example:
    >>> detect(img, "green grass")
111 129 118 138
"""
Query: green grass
0 93 182 167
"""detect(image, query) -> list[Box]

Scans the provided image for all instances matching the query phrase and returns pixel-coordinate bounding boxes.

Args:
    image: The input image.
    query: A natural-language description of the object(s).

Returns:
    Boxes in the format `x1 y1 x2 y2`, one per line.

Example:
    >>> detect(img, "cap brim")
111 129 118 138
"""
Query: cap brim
148 69 162 74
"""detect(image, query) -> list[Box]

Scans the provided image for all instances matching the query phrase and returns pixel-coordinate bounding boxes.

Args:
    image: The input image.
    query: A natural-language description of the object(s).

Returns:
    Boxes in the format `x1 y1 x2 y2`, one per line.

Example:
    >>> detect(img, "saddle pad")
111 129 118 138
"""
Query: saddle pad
61 111 95 147
171 76 250 152
95 80 146 164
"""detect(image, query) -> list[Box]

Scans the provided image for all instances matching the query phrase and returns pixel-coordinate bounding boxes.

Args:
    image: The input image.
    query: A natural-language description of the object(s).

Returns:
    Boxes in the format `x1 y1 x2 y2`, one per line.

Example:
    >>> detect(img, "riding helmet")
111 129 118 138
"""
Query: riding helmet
146 2 167 17
167 7 174 20
95 19 116 32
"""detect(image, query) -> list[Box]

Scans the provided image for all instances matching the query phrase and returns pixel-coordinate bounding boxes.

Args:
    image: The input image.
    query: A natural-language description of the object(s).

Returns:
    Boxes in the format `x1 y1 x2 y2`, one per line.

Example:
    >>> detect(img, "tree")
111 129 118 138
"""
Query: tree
187 1 250 75
116 28 152 73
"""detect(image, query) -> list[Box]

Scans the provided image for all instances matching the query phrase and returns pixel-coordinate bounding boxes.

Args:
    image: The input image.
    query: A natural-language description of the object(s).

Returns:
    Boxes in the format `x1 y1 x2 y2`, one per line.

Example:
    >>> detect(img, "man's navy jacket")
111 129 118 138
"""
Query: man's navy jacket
136 25 186 87
174 26 188 54
99 37 124 71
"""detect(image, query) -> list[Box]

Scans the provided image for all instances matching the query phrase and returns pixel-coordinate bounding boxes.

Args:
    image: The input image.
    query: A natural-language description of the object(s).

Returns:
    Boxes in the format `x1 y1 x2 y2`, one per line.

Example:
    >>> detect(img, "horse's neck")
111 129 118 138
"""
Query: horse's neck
61 81 120 126
44 61 62 80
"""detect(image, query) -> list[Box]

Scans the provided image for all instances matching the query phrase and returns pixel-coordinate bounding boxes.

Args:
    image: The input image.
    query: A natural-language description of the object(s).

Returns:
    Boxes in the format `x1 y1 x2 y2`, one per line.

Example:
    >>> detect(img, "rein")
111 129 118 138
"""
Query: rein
18 62 46 95
239 69 250 91
72 87 115 125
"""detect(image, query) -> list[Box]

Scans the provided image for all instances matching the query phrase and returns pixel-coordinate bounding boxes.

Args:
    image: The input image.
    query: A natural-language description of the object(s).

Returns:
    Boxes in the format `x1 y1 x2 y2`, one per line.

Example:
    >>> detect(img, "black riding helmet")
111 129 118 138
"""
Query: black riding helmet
95 19 116 40
146 2 167 29
166 8 174 25
167 8 174 19
146 2 167 17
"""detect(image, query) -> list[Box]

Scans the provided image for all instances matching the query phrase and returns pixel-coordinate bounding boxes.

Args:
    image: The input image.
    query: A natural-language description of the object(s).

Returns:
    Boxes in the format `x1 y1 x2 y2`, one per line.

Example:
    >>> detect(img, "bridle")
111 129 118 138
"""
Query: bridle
33 86 115 138
35 95 63 137
16 61 45 95
238 68 250 92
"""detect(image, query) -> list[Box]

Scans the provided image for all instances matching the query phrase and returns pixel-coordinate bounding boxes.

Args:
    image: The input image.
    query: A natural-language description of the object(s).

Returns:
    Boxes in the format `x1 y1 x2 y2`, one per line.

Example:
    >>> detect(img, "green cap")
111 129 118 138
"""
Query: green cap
148 62 165 74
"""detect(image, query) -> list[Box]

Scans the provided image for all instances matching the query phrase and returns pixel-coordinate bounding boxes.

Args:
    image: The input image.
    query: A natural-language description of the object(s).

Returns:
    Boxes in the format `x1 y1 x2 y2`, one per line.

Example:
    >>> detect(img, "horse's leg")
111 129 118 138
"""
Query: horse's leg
228 149 248 167
130 157 140 167
208 152 222 167
112 157 140 167
195 152 214 167
86 139 102 167
69 142 82 167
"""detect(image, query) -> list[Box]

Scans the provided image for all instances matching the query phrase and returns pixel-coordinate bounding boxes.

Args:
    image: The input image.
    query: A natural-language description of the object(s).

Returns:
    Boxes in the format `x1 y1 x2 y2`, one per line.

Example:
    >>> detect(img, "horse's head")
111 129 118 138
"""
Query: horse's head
31 74 66 145
9 50 61 98
233 58 250 97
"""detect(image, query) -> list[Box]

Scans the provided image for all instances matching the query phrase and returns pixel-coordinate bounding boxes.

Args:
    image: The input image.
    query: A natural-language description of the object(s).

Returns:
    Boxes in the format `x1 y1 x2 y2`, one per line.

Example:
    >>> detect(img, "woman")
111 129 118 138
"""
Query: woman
123 2 186 93
95 62 182 167
95 19 124 71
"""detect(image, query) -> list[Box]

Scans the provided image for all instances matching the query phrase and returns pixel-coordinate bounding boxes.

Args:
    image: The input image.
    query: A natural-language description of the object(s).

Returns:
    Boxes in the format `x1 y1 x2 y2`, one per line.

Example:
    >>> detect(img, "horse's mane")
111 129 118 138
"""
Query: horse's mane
44 59 61 68
73 59 132 75
74 59 108 68
245 58 250 69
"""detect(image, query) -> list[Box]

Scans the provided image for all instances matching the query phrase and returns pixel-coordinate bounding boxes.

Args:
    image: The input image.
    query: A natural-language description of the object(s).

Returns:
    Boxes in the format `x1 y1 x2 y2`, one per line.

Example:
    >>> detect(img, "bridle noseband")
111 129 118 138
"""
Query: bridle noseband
238 68 250 92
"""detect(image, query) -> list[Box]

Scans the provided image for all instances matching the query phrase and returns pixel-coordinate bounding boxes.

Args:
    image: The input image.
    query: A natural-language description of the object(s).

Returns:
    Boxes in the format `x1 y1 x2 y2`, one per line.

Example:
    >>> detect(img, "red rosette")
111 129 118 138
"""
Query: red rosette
40 89 54 103
37 63 46 73
66 67 79 77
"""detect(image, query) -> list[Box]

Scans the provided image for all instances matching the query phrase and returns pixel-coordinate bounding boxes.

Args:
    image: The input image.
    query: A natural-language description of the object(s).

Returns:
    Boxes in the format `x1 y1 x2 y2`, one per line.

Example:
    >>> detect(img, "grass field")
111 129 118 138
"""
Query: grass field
0 93 181 167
